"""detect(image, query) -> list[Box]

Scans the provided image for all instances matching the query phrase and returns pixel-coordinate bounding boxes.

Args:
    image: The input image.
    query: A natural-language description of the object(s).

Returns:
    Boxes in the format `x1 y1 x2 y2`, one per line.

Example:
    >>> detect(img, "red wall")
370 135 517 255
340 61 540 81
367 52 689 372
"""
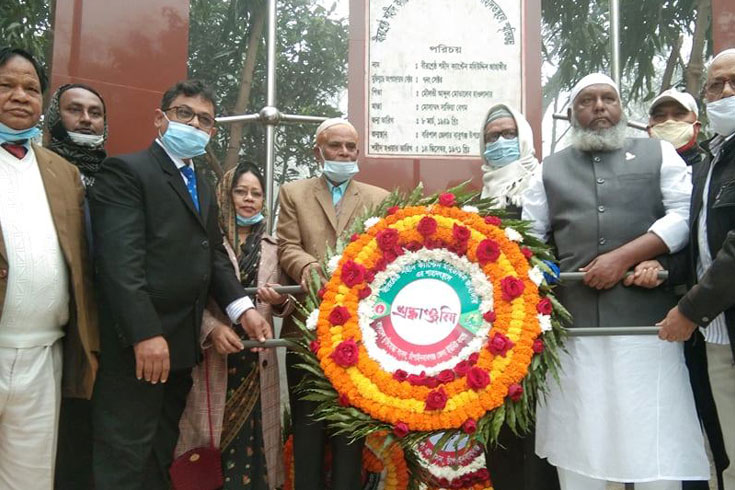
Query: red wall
713 0 735 53
50 0 190 156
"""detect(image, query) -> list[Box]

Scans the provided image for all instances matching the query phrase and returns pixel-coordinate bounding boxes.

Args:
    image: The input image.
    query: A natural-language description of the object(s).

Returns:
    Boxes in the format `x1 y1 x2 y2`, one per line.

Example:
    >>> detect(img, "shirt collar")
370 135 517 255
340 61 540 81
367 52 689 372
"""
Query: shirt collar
155 138 192 171
323 175 350 194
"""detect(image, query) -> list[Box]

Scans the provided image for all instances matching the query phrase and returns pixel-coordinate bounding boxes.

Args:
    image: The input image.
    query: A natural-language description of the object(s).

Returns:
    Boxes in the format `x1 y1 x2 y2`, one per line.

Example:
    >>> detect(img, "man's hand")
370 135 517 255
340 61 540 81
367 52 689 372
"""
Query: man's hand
257 283 287 306
300 262 325 293
240 308 273 352
209 325 244 355
623 260 664 288
580 251 630 290
133 336 170 384
657 306 697 342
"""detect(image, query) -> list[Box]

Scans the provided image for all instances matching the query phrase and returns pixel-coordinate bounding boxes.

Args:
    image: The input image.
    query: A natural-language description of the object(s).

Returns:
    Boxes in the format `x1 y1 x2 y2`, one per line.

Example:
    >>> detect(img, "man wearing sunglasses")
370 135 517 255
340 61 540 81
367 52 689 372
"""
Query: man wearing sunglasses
89 80 270 490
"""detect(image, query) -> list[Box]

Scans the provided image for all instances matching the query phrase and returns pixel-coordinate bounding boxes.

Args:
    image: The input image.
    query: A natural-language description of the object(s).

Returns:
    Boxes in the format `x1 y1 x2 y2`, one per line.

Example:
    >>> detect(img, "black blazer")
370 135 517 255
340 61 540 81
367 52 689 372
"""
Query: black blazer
90 142 245 371
679 135 735 362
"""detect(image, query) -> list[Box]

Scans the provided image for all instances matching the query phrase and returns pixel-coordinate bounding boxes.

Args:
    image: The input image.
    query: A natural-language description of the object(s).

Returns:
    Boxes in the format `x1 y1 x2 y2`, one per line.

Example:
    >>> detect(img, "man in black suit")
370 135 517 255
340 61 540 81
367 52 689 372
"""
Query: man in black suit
89 80 271 490
658 48 735 490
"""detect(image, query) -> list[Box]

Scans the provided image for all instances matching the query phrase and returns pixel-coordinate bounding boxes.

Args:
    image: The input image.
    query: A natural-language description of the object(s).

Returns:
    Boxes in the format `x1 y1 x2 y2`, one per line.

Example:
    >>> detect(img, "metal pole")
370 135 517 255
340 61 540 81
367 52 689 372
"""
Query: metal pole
609 0 621 87
264 0 278 234
281 114 330 125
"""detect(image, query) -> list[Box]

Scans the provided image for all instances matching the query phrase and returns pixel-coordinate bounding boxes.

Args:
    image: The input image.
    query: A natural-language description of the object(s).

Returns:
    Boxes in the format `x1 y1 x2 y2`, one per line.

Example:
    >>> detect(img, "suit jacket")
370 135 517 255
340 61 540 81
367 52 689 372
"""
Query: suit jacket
277 176 389 336
89 143 245 372
0 144 98 398
678 135 735 361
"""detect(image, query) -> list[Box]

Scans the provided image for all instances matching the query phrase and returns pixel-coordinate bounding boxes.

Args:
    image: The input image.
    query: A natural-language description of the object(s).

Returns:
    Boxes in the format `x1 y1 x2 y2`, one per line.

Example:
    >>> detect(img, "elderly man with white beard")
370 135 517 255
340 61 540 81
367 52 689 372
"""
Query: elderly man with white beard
521 74 710 490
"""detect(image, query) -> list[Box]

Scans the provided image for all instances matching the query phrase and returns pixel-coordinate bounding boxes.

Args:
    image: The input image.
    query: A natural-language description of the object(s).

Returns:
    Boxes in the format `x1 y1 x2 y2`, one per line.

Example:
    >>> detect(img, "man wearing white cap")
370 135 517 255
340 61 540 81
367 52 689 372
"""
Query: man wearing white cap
658 48 735 489
522 73 709 489
647 88 703 167
277 118 388 489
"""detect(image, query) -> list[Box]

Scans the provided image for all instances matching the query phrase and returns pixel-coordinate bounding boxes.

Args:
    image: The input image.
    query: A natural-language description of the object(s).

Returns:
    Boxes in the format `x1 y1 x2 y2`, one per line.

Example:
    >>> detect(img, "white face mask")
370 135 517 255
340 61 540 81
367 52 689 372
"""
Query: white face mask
68 131 105 147
319 149 359 184
706 96 735 137
649 120 696 149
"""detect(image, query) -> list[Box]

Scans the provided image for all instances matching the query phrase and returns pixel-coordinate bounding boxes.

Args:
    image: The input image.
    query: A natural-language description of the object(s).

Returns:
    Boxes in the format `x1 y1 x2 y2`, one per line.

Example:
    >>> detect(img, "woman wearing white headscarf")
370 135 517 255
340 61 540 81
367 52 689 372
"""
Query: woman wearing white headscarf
480 103 540 217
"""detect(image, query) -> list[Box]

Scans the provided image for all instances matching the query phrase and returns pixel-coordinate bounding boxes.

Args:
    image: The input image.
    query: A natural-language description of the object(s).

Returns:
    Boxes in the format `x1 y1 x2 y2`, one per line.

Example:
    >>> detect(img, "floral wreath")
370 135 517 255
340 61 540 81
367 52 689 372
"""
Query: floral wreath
293 184 569 457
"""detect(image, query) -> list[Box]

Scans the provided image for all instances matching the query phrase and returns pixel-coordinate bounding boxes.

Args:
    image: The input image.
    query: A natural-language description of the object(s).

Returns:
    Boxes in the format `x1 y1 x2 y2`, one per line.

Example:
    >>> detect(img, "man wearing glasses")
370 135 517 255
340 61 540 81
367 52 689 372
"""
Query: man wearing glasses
89 80 271 490
658 48 735 490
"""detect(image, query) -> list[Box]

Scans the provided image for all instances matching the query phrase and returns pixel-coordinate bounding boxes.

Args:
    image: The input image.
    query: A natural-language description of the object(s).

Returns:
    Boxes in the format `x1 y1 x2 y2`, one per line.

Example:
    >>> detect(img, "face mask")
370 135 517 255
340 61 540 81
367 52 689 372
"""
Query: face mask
483 137 521 166
0 121 41 144
320 150 359 183
649 120 696 149
706 96 735 137
159 116 210 158
68 131 105 147
236 212 264 226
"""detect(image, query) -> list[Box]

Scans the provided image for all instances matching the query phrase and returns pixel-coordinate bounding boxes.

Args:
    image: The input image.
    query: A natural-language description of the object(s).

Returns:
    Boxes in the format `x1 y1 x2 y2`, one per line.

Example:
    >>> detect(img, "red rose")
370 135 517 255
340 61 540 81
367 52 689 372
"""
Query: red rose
451 479 463 489
392 244 405 257
454 360 471 377
521 246 533 259
483 310 496 323
350 233 360 242
536 297 553 315
476 239 500 264
461 418 477 434
365 270 376 283
425 238 443 250
487 332 515 357
376 228 400 252
309 339 320 354
466 366 490 390
338 393 350 407
387 206 399 215
501 276 525 301
484 215 502 226
424 376 440 388
508 383 524 402
437 478 450 488
477 468 490 480
438 192 456 207
532 338 545 354
405 240 423 252
417 216 438 236
393 421 409 438
330 339 359 367
437 369 455 384
358 286 372 300
468 352 479 365
408 372 426 386
317 287 326 299
424 387 448 411
341 260 366 288
393 369 408 382
452 223 471 243
328 306 351 325
448 241 468 256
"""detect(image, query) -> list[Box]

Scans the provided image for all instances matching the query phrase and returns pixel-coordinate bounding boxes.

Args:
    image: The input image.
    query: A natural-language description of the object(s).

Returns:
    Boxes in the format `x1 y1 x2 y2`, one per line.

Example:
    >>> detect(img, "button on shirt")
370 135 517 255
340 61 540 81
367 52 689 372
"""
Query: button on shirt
696 134 733 345
155 140 254 322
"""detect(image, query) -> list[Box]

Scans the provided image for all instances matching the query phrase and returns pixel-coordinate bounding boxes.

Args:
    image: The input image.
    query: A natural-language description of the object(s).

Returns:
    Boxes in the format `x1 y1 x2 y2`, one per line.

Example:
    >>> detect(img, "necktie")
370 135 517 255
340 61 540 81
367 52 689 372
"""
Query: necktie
179 165 200 212
1 143 28 159
331 184 344 205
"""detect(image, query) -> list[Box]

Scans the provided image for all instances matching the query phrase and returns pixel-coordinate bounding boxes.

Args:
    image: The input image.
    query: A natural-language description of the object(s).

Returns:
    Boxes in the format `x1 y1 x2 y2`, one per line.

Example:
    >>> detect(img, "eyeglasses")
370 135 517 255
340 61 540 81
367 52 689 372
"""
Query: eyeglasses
484 129 518 143
705 76 735 98
164 105 216 130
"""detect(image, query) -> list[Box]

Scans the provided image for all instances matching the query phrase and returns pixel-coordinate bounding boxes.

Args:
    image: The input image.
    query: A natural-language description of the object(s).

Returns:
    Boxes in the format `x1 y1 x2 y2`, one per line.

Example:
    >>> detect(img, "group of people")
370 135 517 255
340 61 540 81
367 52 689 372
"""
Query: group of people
0 41 734 490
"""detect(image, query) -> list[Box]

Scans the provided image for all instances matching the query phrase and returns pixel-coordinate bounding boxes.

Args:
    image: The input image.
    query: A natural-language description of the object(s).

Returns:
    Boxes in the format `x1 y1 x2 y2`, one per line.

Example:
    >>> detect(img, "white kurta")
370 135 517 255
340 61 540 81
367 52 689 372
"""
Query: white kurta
523 140 709 482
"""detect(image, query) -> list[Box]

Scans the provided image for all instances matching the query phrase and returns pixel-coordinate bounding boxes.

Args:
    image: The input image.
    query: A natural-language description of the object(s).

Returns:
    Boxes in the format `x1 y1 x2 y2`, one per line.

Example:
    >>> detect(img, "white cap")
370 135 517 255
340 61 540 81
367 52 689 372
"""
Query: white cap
569 73 619 104
712 48 735 64
314 117 355 141
649 88 698 117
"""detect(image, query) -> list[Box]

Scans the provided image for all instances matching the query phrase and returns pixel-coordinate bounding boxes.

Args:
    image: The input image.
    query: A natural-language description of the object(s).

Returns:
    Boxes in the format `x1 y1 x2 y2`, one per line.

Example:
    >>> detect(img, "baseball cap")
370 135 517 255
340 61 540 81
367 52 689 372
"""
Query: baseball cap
649 89 698 118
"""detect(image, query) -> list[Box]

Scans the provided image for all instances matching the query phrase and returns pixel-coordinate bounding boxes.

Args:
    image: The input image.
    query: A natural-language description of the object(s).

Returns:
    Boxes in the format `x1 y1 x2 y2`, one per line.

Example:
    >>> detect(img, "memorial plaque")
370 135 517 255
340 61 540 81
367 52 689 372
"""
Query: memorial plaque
366 0 523 158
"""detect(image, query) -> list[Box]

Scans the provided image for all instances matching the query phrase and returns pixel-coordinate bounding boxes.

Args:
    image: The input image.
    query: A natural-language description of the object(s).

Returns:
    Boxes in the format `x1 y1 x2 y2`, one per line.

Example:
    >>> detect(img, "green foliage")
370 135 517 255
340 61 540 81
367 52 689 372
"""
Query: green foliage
189 0 348 186
0 0 51 67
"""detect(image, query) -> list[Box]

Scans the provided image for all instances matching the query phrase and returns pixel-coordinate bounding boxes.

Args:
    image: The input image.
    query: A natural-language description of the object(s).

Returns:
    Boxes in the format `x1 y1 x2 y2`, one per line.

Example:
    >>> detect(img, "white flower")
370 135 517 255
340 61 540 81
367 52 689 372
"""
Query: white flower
327 254 341 274
505 227 523 242
538 313 552 332
305 309 319 331
363 216 380 229
528 266 544 287
461 205 479 213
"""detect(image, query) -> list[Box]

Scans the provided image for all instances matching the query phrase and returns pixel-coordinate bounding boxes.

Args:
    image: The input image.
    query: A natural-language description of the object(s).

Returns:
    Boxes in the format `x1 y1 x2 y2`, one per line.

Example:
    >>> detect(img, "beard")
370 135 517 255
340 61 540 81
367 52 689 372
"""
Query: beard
570 114 628 152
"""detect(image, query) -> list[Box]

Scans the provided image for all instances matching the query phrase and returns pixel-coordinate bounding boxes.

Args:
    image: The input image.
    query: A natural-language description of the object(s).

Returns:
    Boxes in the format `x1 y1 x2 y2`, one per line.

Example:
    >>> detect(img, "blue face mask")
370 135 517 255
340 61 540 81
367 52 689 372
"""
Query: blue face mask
0 121 41 144
159 117 210 158
322 157 359 184
483 137 521 166
236 212 264 227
